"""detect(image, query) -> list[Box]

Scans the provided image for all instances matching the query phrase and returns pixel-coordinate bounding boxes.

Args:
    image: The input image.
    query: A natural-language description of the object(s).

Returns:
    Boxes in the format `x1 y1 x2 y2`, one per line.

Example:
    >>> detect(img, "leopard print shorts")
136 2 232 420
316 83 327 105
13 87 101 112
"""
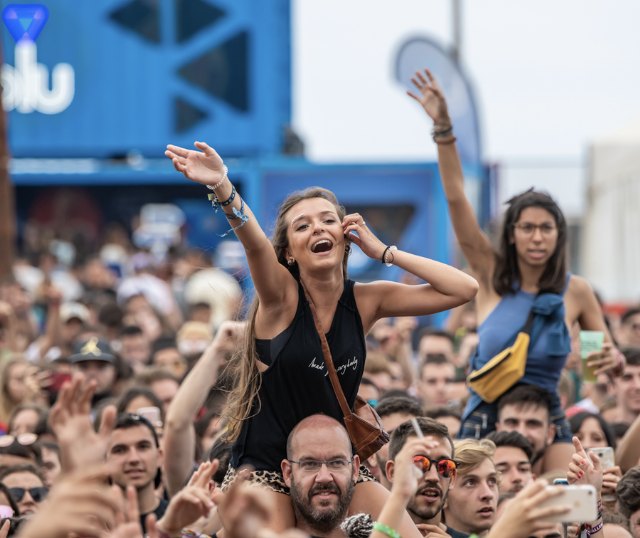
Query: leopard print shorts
221 464 376 495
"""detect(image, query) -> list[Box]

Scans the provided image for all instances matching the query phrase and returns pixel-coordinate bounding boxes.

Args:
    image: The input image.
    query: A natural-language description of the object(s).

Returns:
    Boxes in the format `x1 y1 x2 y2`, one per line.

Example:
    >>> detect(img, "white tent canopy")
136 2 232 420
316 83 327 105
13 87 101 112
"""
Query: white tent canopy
583 119 640 302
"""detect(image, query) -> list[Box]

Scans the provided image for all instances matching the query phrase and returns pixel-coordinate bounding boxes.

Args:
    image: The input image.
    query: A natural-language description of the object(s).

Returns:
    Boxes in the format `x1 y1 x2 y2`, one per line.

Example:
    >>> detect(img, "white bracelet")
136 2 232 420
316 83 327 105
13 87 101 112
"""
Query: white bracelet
206 165 229 191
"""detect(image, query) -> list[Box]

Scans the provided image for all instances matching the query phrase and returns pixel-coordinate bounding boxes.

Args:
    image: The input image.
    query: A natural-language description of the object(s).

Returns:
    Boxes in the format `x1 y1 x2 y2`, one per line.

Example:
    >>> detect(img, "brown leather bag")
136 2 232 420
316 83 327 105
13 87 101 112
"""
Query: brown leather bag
302 283 390 461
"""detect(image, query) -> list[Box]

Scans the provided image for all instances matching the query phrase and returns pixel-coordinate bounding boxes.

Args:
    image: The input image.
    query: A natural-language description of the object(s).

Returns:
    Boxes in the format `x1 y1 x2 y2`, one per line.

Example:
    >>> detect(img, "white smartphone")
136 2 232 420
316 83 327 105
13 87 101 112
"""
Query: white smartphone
587 446 615 470
539 484 598 523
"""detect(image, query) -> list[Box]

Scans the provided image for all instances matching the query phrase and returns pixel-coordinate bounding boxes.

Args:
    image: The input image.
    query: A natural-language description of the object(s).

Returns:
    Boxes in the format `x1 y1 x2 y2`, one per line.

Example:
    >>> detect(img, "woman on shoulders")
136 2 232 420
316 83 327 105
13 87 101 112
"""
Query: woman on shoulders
165 141 478 535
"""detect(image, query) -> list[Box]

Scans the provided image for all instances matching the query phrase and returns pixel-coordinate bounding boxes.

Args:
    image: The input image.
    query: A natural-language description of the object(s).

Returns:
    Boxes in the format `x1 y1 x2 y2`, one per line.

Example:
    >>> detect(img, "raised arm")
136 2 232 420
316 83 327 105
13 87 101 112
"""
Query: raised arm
347 214 478 330
163 321 244 495
165 142 294 309
408 69 494 284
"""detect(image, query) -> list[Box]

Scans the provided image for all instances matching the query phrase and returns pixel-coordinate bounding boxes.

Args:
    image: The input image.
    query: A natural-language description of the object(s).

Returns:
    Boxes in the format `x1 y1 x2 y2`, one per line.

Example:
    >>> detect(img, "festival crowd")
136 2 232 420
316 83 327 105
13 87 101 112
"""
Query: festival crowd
1 70 639 538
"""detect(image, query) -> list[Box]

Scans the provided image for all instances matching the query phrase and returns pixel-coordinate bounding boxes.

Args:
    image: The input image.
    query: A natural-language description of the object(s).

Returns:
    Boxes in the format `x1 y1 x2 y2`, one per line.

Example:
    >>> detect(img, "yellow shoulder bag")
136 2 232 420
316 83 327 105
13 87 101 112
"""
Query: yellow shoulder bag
467 308 536 403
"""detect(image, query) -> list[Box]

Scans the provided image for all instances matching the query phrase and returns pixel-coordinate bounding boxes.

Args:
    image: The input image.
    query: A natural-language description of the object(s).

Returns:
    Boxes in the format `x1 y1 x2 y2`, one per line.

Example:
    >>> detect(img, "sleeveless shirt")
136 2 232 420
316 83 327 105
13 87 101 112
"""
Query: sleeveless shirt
230 279 366 471
464 279 572 414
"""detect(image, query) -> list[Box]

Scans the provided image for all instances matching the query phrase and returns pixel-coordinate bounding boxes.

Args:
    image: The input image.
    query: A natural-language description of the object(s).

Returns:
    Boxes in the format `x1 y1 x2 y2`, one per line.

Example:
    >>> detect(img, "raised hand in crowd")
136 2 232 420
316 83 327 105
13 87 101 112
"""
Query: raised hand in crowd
371 435 443 538
567 436 603 492
16 464 122 538
156 460 219 537
566 436 605 538
485 479 569 538
164 320 245 495
48 372 116 472
108 484 160 538
210 467 277 538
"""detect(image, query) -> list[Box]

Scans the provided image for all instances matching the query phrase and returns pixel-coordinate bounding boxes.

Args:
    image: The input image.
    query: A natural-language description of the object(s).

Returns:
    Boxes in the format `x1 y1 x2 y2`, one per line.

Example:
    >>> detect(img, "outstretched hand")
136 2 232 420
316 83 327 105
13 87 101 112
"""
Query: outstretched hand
165 141 226 187
48 373 116 472
407 68 451 127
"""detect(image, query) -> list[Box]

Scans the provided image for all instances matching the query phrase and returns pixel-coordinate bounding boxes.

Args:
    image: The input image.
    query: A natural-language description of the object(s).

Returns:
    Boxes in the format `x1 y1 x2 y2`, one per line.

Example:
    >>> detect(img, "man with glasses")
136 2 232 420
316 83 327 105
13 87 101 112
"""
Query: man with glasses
385 417 457 535
0 464 48 515
281 414 359 538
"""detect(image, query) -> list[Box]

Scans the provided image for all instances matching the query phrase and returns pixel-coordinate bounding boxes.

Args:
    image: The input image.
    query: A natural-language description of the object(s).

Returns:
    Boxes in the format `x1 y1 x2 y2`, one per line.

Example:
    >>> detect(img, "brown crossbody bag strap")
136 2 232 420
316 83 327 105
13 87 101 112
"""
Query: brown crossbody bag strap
300 281 389 460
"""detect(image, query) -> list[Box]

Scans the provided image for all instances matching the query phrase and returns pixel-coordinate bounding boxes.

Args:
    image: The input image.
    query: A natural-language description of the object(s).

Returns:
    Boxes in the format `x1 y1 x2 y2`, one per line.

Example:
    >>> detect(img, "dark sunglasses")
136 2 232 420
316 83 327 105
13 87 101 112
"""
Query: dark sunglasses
7 487 48 503
412 455 457 478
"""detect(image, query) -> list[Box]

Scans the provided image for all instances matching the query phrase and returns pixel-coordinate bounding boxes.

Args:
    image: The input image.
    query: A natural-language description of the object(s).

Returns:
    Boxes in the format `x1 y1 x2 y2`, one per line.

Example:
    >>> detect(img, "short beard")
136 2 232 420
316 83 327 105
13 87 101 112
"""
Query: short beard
290 478 354 534
407 482 447 522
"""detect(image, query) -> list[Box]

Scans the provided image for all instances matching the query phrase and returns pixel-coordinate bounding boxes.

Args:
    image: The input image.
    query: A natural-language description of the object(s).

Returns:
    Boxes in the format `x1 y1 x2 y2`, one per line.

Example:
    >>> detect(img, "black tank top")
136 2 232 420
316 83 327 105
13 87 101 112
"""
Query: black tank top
230 279 366 471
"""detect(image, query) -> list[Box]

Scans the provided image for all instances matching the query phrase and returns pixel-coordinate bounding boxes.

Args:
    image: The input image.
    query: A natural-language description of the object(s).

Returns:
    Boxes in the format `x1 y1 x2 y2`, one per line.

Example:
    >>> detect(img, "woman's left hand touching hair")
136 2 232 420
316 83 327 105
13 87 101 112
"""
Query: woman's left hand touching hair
342 213 387 261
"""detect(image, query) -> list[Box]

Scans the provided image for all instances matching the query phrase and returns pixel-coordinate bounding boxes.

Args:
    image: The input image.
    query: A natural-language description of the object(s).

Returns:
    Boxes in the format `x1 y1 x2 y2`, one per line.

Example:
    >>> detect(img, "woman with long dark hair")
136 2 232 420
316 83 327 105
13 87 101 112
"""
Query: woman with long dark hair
165 141 478 534
407 68 623 472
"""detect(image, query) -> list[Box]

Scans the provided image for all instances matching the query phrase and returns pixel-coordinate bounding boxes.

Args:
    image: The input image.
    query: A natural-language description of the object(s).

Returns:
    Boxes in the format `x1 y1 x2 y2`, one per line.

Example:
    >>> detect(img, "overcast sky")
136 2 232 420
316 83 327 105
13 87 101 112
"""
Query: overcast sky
292 0 640 165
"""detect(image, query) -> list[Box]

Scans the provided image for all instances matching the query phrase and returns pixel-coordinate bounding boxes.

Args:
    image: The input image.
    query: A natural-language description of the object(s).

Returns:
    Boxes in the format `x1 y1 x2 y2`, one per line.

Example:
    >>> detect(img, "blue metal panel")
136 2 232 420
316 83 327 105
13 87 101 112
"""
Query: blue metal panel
2 0 291 158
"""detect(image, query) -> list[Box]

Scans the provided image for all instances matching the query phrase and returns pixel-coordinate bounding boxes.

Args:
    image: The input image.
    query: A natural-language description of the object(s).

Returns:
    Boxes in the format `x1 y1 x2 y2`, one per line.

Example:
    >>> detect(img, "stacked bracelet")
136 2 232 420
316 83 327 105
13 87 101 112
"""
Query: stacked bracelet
207 184 236 212
372 522 400 538
432 123 456 145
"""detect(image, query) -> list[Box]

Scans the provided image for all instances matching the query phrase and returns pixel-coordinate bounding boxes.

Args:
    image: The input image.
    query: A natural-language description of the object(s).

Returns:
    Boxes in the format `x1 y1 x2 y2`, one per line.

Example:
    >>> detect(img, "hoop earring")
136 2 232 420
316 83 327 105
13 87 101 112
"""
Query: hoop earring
345 244 351 254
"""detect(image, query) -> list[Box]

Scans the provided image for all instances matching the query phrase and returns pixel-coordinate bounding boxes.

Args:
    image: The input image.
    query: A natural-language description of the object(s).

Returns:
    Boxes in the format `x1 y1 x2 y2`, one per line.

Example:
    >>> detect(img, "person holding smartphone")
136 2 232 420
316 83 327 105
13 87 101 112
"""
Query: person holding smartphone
408 68 624 473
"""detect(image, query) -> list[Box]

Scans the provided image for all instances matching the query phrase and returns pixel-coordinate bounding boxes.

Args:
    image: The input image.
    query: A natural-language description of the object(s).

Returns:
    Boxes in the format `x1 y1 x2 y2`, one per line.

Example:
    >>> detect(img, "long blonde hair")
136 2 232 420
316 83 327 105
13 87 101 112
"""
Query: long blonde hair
0 358 25 425
223 187 348 442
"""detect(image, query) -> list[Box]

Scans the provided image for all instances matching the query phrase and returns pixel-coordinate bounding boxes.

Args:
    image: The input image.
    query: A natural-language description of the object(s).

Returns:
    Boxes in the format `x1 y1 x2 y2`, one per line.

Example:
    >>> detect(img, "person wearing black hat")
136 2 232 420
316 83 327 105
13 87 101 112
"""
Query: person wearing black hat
69 337 118 404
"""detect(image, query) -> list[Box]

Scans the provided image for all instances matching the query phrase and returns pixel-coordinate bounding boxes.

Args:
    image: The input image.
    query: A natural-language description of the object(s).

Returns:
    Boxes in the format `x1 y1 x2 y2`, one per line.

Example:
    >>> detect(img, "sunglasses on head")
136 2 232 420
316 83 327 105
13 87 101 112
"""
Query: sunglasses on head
412 455 457 478
7 487 48 503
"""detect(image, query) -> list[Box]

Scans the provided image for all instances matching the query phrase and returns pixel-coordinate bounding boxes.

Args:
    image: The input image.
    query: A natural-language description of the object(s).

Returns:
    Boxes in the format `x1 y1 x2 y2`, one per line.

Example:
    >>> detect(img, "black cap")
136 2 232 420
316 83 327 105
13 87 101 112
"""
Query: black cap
69 337 115 364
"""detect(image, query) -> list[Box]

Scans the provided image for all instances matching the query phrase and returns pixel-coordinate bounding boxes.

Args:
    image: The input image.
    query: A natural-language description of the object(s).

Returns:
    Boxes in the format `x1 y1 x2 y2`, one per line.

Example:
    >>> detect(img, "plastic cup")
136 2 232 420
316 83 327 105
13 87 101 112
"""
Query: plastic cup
580 330 604 382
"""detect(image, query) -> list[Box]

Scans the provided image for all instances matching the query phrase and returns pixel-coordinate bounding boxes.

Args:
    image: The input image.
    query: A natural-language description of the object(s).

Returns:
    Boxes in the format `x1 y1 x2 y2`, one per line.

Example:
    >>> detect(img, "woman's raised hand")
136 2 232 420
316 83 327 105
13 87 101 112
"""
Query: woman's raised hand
165 141 226 188
342 213 386 261
407 68 451 127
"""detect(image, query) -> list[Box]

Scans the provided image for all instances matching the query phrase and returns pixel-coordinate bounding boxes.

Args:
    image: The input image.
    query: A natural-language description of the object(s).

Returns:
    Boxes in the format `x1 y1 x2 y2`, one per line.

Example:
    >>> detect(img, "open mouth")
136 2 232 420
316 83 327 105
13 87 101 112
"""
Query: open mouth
311 239 333 253
477 507 494 516
417 487 441 500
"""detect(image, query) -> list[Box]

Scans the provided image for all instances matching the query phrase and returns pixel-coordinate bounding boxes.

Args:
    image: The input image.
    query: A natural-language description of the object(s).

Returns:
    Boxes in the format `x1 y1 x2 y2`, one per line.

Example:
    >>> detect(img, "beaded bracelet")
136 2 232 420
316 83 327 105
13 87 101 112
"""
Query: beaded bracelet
206 165 229 191
372 522 400 538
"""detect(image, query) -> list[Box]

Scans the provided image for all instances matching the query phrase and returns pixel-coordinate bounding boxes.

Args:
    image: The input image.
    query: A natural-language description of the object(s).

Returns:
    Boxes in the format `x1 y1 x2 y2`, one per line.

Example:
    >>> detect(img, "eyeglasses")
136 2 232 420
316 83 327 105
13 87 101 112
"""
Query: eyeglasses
7 486 48 503
412 455 457 478
288 458 353 473
0 433 38 448
513 223 557 236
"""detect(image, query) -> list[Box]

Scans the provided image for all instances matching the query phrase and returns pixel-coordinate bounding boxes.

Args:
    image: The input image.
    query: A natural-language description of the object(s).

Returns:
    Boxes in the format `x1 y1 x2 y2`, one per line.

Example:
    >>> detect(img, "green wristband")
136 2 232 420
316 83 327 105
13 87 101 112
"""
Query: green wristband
373 522 401 538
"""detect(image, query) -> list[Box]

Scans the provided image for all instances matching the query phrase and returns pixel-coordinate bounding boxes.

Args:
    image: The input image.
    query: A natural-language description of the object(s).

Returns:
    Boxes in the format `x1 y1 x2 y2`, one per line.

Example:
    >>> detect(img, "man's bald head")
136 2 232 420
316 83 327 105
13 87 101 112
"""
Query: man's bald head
286 414 352 459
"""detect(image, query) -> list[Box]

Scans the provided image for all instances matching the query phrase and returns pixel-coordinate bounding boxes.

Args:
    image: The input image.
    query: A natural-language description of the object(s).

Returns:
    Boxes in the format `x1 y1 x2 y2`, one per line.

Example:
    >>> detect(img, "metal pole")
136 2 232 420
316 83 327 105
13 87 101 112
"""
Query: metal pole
451 0 462 64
